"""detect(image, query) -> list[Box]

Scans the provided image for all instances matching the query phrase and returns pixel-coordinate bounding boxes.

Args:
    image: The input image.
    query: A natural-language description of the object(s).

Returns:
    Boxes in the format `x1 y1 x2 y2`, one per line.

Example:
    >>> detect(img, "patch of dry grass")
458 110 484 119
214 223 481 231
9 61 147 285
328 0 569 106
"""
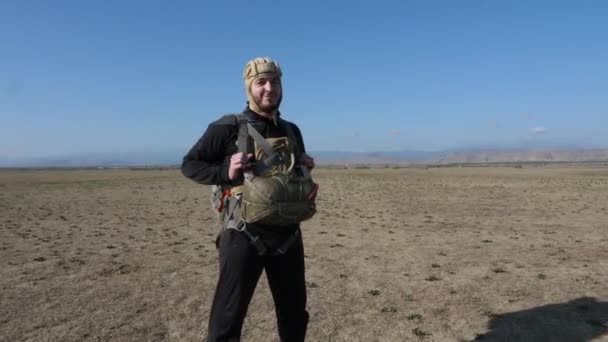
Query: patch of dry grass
1 167 607 341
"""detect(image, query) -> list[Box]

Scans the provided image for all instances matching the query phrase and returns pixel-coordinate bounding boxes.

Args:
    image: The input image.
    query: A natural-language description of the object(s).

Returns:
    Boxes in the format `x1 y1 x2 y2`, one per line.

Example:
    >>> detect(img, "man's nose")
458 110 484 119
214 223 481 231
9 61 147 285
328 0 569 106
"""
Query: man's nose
264 82 274 92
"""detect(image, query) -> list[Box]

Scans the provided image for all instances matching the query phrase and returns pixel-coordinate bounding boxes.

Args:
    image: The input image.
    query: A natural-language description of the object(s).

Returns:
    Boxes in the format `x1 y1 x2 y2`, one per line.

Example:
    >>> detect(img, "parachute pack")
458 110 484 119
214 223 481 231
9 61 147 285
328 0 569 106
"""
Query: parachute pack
210 114 318 254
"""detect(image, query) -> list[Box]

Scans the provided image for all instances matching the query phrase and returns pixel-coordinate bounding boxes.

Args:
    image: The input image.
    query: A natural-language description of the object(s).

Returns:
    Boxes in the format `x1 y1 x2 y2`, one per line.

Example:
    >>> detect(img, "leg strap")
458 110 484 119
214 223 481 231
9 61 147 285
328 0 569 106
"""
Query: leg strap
230 223 300 256
269 229 300 256
237 223 268 256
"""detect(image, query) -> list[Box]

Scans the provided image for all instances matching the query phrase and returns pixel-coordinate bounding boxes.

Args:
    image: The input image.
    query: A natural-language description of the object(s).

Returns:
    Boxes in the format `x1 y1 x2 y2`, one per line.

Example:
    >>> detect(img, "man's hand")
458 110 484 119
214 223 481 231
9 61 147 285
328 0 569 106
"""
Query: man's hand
228 152 254 181
298 153 315 170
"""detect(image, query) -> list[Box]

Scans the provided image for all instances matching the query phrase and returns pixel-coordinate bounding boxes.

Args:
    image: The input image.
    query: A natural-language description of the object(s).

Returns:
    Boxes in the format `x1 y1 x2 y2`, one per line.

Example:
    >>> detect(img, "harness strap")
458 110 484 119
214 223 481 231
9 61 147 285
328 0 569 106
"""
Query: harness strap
246 123 275 156
237 224 268 255
246 123 286 175
237 117 254 181
222 114 302 256
236 225 300 256
269 228 300 256
223 194 242 230
237 116 249 154
280 120 311 180
237 115 281 177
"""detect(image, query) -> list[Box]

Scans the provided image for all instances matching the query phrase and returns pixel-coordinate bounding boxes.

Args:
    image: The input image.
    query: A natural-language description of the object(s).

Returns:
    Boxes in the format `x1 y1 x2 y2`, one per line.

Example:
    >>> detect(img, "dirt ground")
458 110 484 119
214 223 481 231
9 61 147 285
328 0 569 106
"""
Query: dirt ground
1 166 607 341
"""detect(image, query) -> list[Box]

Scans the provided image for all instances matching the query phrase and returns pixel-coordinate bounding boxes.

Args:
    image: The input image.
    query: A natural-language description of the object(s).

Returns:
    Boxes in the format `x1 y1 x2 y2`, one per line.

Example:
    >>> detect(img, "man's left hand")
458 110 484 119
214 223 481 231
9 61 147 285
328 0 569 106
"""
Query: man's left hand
298 153 315 170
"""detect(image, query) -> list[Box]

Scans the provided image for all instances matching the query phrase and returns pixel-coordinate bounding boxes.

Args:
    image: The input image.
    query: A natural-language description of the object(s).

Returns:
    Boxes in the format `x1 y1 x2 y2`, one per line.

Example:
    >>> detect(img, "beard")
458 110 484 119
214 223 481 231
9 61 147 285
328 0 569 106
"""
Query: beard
252 94 282 113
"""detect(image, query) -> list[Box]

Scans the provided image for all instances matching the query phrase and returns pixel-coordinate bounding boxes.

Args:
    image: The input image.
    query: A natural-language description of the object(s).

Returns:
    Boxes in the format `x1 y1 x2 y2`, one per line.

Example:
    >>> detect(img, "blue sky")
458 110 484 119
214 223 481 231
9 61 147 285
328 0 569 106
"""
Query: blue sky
1 0 607 158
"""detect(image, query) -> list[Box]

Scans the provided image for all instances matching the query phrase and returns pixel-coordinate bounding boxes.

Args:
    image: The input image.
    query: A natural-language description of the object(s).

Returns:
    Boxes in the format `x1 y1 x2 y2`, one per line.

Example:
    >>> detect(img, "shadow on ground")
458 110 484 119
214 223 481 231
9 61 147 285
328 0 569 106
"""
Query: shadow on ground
471 297 607 341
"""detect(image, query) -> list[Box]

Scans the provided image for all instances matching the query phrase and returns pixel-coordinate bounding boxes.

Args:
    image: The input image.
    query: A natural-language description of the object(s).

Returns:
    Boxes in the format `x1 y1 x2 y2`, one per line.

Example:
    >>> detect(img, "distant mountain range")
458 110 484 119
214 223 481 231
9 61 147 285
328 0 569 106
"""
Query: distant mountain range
2 147 608 168
314 149 608 165
0 149 188 168
435 149 608 164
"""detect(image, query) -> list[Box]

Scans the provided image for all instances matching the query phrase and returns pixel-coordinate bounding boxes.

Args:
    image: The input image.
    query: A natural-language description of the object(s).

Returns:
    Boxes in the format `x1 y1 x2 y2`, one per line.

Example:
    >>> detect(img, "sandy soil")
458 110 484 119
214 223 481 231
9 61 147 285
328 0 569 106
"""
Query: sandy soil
1 167 607 341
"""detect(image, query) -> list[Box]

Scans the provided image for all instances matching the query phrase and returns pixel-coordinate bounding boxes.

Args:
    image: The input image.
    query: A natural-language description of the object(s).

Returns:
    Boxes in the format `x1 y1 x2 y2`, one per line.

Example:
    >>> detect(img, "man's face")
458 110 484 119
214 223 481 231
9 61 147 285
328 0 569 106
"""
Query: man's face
250 74 282 112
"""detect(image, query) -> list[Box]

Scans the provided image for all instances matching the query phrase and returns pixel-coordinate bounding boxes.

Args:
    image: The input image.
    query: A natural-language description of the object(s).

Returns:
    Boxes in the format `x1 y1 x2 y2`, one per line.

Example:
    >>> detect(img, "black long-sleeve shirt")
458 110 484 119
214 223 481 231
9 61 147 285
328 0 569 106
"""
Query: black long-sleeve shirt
181 108 306 186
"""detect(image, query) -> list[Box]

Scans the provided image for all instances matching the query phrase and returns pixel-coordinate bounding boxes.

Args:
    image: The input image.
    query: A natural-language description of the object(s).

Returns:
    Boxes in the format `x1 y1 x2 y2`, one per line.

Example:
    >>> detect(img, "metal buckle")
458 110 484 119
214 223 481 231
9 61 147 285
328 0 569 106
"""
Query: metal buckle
235 221 246 232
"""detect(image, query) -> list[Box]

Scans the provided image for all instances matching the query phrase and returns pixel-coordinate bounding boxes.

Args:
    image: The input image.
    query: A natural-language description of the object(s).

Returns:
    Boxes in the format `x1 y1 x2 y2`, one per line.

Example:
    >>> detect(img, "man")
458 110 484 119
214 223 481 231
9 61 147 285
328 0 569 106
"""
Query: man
182 57 315 342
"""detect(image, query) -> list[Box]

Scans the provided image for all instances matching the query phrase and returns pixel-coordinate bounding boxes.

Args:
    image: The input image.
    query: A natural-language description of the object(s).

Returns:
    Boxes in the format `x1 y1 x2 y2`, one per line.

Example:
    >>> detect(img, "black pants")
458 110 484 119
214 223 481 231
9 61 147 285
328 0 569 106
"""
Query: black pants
206 229 309 342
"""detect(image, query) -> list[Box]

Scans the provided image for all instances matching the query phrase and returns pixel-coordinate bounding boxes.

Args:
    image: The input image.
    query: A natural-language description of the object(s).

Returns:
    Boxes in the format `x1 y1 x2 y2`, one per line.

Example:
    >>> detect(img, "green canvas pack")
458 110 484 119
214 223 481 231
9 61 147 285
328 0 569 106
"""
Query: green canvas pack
213 115 317 229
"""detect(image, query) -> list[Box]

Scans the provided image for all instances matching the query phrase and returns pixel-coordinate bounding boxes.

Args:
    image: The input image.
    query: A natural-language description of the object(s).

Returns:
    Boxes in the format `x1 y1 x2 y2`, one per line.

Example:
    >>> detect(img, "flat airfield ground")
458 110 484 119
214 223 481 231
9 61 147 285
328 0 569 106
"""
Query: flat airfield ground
1 166 607 341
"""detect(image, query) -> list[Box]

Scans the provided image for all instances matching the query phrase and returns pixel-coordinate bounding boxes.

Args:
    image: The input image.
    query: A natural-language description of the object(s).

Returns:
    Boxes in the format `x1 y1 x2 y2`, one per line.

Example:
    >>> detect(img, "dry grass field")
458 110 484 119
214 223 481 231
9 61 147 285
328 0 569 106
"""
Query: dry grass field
1 166 607 341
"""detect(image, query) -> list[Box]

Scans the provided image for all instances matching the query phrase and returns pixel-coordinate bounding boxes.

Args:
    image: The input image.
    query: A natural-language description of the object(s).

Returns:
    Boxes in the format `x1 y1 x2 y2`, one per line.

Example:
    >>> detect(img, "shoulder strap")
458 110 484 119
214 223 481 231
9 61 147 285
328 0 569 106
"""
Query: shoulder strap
246 123 275 157
277 118 311 179
236 115 249 154
235 115 256 180
235 114 280 176
277 118 302 157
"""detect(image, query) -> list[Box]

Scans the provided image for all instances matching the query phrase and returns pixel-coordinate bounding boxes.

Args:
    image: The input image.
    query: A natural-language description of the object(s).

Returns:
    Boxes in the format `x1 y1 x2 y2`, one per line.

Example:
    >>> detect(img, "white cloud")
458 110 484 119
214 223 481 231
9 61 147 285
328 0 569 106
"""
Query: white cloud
388 129 400 136
530 126 547 134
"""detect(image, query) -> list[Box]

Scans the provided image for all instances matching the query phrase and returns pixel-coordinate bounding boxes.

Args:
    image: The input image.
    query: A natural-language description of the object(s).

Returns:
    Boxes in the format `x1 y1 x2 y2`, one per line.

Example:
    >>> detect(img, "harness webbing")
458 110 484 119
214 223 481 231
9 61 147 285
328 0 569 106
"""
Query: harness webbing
221 114 300 256
280 121 311 180
237 223 300 256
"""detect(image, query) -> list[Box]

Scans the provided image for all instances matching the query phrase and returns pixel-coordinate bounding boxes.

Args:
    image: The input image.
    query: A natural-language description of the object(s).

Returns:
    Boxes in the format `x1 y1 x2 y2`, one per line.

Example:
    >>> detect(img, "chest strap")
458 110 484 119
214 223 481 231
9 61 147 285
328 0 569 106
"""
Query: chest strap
237 115 296 177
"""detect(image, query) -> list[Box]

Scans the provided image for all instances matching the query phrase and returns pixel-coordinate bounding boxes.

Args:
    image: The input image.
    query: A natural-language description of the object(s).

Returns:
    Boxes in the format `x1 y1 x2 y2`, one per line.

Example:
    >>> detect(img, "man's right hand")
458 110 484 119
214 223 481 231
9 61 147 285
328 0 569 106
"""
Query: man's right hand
228 152 254 181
